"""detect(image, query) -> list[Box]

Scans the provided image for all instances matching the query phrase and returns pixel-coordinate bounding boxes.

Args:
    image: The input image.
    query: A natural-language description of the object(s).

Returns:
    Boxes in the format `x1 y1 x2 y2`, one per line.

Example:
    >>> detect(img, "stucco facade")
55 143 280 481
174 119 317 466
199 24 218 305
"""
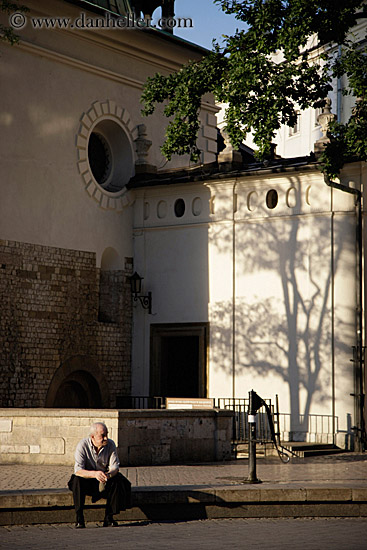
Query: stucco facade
0 0 217 407
131 160 366 449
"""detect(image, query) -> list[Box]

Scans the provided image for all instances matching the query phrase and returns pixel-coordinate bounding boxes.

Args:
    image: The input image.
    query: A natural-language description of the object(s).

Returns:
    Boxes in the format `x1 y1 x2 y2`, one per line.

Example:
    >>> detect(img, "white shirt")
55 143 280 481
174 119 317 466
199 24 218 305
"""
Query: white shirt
74 437 120 474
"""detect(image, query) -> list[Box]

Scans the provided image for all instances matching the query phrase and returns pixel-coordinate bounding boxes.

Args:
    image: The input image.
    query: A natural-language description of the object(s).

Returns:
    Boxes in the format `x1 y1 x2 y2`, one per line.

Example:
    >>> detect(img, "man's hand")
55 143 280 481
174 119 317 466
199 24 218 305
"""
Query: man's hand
94 470 108 483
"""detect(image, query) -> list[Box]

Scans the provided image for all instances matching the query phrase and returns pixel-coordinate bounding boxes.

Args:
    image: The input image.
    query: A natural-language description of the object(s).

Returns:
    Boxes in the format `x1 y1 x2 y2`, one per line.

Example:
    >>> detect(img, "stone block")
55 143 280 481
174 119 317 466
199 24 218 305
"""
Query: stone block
40 437 65 455
128 445 152 466
40 425 61 438
207 139 219 153
352 488 367 501
260 488 307 502
207 113 217 127
216 489 261 503
0 420 12 432
306 488 352 501
0 445 29 454
151 444 170 465
203 125 218 140
29 445 40 454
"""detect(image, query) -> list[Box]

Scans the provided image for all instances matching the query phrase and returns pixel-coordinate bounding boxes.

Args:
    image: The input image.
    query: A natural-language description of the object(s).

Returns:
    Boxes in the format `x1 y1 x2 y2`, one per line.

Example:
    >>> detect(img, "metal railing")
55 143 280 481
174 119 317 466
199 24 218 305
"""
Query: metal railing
277 412 338 442
214 397 275 444
115 395 337 445
116 395 164 409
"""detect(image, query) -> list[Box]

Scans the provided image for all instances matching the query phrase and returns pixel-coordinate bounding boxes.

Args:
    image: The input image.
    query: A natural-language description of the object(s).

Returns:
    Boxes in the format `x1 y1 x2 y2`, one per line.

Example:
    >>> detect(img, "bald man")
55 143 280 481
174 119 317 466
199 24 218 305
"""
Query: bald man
68 422 131 528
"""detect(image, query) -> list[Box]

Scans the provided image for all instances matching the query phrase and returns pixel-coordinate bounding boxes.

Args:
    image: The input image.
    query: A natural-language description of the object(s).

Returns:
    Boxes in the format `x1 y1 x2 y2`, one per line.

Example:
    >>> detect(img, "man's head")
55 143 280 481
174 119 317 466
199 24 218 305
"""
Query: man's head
90 422 108 451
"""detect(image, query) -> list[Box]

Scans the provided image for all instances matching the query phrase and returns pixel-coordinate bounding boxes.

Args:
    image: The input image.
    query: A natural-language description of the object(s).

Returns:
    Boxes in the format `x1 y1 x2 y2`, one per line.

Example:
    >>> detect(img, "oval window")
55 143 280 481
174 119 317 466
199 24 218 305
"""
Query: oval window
174 198 185 218
266 189 278 209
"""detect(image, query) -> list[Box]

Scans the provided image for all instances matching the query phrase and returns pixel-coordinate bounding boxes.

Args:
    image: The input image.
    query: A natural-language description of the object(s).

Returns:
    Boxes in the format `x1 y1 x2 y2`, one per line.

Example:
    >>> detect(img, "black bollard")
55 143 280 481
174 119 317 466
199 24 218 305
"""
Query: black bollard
244 390 262 484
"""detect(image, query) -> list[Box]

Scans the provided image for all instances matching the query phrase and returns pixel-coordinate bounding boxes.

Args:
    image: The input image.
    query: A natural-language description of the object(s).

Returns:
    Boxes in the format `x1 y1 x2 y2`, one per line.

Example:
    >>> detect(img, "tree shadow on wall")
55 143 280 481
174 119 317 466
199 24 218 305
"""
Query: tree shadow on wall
210 175 357 438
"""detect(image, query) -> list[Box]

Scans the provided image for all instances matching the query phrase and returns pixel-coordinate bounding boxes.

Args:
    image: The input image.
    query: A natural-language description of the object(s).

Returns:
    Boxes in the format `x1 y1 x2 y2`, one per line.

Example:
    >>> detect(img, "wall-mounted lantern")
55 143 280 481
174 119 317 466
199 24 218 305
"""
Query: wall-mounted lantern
129 271 152 314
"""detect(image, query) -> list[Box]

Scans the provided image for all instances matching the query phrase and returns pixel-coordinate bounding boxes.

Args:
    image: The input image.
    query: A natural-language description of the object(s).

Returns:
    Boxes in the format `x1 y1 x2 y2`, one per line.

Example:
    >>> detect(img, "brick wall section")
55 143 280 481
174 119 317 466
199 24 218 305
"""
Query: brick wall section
0 240 132 407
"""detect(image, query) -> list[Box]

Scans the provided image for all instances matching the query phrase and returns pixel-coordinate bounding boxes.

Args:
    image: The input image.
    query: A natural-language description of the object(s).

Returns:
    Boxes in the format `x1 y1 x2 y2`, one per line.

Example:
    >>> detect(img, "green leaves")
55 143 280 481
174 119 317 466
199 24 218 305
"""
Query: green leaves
141 1 367 173
321 98 367 179
320 43 367 178
0 1 29 45
141 52 225 161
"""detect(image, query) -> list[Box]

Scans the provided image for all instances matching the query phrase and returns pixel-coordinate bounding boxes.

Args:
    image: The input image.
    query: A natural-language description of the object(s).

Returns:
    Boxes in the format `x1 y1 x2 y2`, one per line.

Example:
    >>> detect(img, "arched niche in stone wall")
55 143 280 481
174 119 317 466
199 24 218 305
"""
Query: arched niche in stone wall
45 355 110 408
100 247 121 270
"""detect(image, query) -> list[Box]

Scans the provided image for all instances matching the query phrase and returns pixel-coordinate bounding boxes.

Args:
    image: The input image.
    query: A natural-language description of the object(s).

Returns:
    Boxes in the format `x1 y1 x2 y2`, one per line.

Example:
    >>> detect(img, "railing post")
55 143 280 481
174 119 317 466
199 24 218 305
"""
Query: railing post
244 390 262 484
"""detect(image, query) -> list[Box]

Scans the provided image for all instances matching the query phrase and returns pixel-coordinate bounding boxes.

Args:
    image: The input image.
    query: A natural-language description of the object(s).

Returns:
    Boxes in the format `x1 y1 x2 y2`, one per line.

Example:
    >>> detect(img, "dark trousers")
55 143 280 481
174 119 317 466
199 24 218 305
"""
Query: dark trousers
68 473 132 518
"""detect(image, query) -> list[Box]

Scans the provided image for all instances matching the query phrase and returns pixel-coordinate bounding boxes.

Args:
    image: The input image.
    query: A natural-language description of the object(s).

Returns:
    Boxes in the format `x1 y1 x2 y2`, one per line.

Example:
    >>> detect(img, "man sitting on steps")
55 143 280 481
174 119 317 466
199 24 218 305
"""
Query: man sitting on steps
68 422 131 528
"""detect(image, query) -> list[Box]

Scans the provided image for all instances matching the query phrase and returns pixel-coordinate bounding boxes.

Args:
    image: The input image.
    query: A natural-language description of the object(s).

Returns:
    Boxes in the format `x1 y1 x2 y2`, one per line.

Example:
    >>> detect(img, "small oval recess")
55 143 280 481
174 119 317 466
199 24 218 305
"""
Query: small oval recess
157 200 167 219
247 191 258 212
192 197 202 216
286 187 297 208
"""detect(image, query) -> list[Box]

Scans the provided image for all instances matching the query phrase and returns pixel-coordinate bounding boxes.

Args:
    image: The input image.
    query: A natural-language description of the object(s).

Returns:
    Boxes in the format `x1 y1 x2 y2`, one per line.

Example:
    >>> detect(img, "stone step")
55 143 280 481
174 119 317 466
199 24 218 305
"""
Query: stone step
233 442 347 459
1 485 367 525
281 443 346 458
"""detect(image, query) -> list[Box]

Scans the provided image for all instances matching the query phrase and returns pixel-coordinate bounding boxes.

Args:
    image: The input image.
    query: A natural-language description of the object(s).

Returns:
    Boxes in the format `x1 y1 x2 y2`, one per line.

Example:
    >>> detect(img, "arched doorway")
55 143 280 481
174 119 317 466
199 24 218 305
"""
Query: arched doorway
52 370 102 408
45 356 110 408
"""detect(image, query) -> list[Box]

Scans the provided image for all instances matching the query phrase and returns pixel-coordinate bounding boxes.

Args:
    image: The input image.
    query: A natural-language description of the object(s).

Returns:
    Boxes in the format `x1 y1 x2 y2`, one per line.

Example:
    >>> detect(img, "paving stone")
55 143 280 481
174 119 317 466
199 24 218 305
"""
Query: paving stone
1 518 367 550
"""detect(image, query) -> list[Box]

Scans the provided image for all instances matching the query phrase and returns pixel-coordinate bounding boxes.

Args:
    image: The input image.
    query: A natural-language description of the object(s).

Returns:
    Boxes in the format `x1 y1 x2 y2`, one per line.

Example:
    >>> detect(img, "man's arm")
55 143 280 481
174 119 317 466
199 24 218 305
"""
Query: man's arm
75 468 108 482
106 440 120 478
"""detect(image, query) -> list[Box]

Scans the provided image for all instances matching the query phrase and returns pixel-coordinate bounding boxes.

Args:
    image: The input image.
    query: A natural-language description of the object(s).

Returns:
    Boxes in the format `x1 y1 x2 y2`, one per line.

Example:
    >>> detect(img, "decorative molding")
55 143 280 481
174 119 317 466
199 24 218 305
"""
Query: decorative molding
76 100 135 211
16 39 144 90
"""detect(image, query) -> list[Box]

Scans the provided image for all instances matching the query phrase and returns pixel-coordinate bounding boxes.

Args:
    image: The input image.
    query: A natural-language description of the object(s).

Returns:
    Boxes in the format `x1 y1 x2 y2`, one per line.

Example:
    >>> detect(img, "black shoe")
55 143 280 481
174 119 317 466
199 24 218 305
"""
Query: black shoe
75 515 85 529
75 521 86 529
103 516 118 527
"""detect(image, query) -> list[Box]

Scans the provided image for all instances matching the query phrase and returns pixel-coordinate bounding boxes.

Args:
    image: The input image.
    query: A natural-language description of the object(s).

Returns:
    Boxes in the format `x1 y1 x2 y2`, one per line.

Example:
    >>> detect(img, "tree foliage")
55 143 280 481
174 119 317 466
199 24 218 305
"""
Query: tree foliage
0 1 29 45
141 0 367 177
320 41 367 177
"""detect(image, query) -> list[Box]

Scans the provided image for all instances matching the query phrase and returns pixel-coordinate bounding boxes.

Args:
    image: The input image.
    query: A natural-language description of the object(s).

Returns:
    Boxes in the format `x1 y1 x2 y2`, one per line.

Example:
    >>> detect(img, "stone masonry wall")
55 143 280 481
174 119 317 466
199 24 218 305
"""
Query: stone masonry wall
0 409 233 465
0 239 132 407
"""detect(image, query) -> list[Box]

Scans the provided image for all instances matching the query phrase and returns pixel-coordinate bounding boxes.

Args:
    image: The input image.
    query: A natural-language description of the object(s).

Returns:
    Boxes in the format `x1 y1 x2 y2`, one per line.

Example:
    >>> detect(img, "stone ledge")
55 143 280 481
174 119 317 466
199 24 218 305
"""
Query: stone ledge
1 487 367 525
0 409 120 418
1 486 367 511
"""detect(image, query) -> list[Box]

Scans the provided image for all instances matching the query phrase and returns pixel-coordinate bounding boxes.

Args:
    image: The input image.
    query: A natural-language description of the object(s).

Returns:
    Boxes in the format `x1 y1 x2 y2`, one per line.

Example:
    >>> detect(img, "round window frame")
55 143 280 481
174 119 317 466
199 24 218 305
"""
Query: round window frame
77 101 136 211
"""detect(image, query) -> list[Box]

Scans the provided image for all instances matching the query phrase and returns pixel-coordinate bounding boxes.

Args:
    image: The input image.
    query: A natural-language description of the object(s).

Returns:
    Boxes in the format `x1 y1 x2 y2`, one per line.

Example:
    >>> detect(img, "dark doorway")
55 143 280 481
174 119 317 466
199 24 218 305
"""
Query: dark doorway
45 356 110 408
52 370 102 408
150 324 208 398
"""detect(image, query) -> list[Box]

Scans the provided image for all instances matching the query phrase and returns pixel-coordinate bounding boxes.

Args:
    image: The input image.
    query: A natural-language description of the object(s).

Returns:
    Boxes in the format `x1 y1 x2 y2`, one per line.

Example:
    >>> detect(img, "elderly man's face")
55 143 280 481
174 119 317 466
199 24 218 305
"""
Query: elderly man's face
91 425 108 450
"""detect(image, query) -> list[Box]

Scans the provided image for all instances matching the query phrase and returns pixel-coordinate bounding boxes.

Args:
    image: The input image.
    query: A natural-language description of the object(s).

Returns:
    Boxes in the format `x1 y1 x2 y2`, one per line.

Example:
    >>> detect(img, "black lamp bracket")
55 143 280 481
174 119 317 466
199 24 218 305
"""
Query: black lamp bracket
133 291 152 314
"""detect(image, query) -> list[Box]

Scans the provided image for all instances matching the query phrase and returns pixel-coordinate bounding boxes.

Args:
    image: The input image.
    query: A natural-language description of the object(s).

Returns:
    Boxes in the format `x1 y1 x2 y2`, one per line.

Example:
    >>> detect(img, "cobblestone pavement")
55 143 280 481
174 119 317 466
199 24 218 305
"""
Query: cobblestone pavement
1 454 367 493
1 518 367 549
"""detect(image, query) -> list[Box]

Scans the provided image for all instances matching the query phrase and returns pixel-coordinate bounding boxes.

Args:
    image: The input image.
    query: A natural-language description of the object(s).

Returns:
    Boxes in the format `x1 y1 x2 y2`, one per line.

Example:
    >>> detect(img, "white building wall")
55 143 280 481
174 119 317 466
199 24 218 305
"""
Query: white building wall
133 167 359 445
131 184 211 395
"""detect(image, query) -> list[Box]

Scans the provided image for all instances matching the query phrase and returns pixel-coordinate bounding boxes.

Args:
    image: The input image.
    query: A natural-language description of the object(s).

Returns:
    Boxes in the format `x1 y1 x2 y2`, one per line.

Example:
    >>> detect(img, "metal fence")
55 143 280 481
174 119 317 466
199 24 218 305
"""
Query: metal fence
277 412 338 443
115 395 337 444
214 397 276 444
115 395 164 409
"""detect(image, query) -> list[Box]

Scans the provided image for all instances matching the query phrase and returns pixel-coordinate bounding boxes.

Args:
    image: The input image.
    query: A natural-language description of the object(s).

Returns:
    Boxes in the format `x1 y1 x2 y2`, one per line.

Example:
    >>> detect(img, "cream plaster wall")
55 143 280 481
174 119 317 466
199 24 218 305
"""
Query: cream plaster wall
0 0 216 267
